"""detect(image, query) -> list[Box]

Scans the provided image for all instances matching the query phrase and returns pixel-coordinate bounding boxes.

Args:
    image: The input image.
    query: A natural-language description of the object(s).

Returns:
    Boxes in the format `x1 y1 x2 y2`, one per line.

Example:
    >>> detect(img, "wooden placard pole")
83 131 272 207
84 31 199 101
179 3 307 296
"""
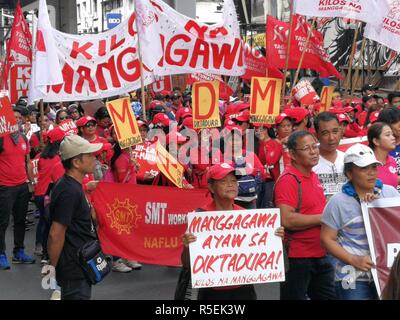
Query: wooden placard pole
344 21 362 95
281 4 294 105
351 36 367 96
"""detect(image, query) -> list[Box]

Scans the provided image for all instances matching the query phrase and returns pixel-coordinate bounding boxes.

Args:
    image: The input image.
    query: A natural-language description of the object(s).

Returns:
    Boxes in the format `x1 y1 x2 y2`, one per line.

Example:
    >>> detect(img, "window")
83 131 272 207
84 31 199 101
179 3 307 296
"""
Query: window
77 4 81 20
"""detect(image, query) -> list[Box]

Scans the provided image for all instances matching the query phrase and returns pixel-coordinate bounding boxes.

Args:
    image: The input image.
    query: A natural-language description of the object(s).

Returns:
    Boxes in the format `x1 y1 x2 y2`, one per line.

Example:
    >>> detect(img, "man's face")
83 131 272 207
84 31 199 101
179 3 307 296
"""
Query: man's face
14 111 22 124
98 117 112 128
81 121 97 136
276 118 292 138
390 121 400 140
74 153 97 174
392 97 400 108
366 98 377 109
316 120 341 153
208 173 238 201
290 135 320 168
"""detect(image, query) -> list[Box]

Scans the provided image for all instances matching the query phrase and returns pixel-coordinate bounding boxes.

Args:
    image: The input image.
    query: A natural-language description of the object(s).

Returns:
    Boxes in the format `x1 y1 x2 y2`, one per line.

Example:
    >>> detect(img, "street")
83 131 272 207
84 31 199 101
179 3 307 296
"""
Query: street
0 209 279 300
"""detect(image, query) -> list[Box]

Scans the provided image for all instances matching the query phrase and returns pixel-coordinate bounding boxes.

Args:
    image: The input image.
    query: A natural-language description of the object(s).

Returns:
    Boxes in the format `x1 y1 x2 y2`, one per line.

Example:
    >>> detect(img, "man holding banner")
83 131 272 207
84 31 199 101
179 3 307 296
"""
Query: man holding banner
321 144 399 300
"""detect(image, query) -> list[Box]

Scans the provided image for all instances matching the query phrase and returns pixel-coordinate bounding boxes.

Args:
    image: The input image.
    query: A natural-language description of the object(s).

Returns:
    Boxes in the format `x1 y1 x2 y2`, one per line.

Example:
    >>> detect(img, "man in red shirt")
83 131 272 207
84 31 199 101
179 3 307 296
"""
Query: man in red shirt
0 122 36 269
274 130 336 300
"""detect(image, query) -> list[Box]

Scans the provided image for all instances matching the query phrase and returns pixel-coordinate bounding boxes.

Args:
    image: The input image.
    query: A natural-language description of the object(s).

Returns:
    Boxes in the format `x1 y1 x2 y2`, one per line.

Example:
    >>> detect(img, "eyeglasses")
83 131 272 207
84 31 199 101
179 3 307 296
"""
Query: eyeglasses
58 116 68 121
295 143 320 153
85 122 96 128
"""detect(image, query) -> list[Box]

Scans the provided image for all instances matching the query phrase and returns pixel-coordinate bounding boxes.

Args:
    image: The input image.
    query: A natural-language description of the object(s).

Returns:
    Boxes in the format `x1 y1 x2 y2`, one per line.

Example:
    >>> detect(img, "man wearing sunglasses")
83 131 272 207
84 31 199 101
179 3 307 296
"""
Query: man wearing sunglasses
76 116 107 145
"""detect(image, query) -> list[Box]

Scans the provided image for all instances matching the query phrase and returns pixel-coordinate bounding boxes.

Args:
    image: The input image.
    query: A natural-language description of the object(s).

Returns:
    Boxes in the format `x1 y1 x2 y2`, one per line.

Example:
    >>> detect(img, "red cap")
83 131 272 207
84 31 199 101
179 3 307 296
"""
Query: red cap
332 100 343 109
161 90 171 97
234 110 250 122
137 120 149 128
369 111 380 124
152 113 171 127
337 113 349 123
235 103 250 113
45 127 66 143
252 122 272 128
76 116 96 127
166 131 187 145
286 108 309 123
180 107 192 120
149 100 163 110
181 116 194 130
225 103 238 116
224 119 242 132
275 112 290 125
206 163 236 181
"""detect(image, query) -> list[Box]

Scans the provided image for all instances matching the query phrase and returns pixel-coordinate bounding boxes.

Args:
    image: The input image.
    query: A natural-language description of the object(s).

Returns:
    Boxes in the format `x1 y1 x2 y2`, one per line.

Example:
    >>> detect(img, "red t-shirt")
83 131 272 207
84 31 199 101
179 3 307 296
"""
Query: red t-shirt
274 165 326 258
0 134 30 186
114 151 137 184
34 155 65 196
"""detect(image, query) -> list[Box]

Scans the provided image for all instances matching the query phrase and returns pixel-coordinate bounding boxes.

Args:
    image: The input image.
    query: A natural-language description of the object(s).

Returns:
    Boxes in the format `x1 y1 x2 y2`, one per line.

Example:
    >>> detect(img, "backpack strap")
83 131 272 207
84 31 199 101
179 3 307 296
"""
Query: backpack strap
273 172 302 212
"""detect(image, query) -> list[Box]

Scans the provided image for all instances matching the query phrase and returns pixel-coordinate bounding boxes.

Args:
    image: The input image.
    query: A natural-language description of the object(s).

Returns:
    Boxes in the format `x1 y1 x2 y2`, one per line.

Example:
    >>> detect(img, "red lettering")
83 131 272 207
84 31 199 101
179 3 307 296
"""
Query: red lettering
50 63 74 94
108 99 138 139
209 26 228 38
70 41 93 60
110 34 126 52
117 47 141 82
128 13 137 37
98 39 106 57
190 39 210 69
96 56 121 90
75 66 96 93
184 20 208 40
194 82 216 120
211 38 241 70
165 34 190 66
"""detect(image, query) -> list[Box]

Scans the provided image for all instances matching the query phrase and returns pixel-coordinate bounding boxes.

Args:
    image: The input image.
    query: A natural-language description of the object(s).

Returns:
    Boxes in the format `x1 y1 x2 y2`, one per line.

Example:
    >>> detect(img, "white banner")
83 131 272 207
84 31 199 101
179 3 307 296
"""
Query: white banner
29 0 244 102
187 208 285 289
364 0 400 53
293 0 388 26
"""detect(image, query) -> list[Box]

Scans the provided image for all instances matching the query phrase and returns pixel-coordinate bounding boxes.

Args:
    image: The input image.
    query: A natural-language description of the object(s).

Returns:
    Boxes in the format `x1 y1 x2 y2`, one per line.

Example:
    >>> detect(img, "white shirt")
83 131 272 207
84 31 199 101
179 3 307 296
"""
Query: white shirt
313 150 347 197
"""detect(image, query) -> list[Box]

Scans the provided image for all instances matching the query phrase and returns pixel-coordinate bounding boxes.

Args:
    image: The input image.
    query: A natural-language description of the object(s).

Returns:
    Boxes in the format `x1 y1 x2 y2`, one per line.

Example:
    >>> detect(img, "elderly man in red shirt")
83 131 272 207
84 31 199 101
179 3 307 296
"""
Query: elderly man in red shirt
274 130 336 300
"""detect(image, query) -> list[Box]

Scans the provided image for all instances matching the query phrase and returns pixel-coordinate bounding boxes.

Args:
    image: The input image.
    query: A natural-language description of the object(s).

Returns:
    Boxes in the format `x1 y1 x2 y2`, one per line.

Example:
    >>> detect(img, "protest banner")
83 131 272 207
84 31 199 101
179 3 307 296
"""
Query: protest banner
29 0 244 103
106 97 142 149
0 96 18 137
250 77 282 124
131 141 160 181
57 119 78 135
187 208 285 288
337 136 368 152
92 183 209 266
320 86 335 112
361 198 400 297
151 75 172 94
293 0 387 26
192 81 221 129
292 79 319 105
9 64 31 104
156 141 184 188
364 1 400 54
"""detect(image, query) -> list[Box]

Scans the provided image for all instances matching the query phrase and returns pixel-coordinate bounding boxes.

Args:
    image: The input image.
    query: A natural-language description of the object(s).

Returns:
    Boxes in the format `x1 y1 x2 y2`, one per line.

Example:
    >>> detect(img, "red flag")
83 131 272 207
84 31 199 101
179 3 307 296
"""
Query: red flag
242 42 282 80
266 15 342 79
0 96 18 137
1 1 32 90
92 183 209 266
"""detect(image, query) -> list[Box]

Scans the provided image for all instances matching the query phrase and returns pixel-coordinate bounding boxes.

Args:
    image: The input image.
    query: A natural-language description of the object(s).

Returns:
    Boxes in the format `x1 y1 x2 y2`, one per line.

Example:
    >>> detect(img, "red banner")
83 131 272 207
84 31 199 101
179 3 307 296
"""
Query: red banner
266 15 342 79
131 141 160 181
92 183 209 266
362 199 400 297
151 76 172 94
0 96 18 137
2 1 32 90
242 42 282 80
9 64 31 104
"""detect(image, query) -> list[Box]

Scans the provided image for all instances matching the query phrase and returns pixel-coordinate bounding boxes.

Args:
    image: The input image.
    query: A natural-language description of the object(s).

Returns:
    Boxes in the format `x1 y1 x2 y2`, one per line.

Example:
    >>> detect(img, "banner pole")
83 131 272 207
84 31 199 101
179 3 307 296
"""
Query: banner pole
344 21 361 96
39 99 44 149
133 6 147 122
291 17 317 91
281 4 294 105
351 36 367 96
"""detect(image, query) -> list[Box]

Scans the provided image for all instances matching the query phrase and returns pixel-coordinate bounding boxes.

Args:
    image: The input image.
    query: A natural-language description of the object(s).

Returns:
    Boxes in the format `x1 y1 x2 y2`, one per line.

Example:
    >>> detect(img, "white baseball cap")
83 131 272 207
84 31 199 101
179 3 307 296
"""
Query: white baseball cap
60 135 103 160
344 144 382 167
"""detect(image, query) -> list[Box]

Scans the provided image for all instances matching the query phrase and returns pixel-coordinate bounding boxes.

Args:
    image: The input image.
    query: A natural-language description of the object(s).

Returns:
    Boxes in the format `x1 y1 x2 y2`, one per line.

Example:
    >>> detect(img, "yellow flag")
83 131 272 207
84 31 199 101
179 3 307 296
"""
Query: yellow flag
192 81 221 129
106 97 142 149
320 86 335 112
155 141 184 188
250 77 282 124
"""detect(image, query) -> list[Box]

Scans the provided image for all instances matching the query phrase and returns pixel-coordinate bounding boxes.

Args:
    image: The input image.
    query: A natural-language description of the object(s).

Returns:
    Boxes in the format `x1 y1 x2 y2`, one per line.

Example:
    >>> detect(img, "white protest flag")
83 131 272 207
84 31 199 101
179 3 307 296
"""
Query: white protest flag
293 0 387 26
35 0 63 90
134 0 163 70
149 0 245 76
364 0 400 53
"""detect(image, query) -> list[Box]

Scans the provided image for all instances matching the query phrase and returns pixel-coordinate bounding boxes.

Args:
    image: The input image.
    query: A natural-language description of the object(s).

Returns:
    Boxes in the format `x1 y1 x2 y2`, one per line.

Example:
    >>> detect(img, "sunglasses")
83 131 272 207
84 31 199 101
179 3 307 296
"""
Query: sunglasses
58 116 69 121
85 122 96 128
